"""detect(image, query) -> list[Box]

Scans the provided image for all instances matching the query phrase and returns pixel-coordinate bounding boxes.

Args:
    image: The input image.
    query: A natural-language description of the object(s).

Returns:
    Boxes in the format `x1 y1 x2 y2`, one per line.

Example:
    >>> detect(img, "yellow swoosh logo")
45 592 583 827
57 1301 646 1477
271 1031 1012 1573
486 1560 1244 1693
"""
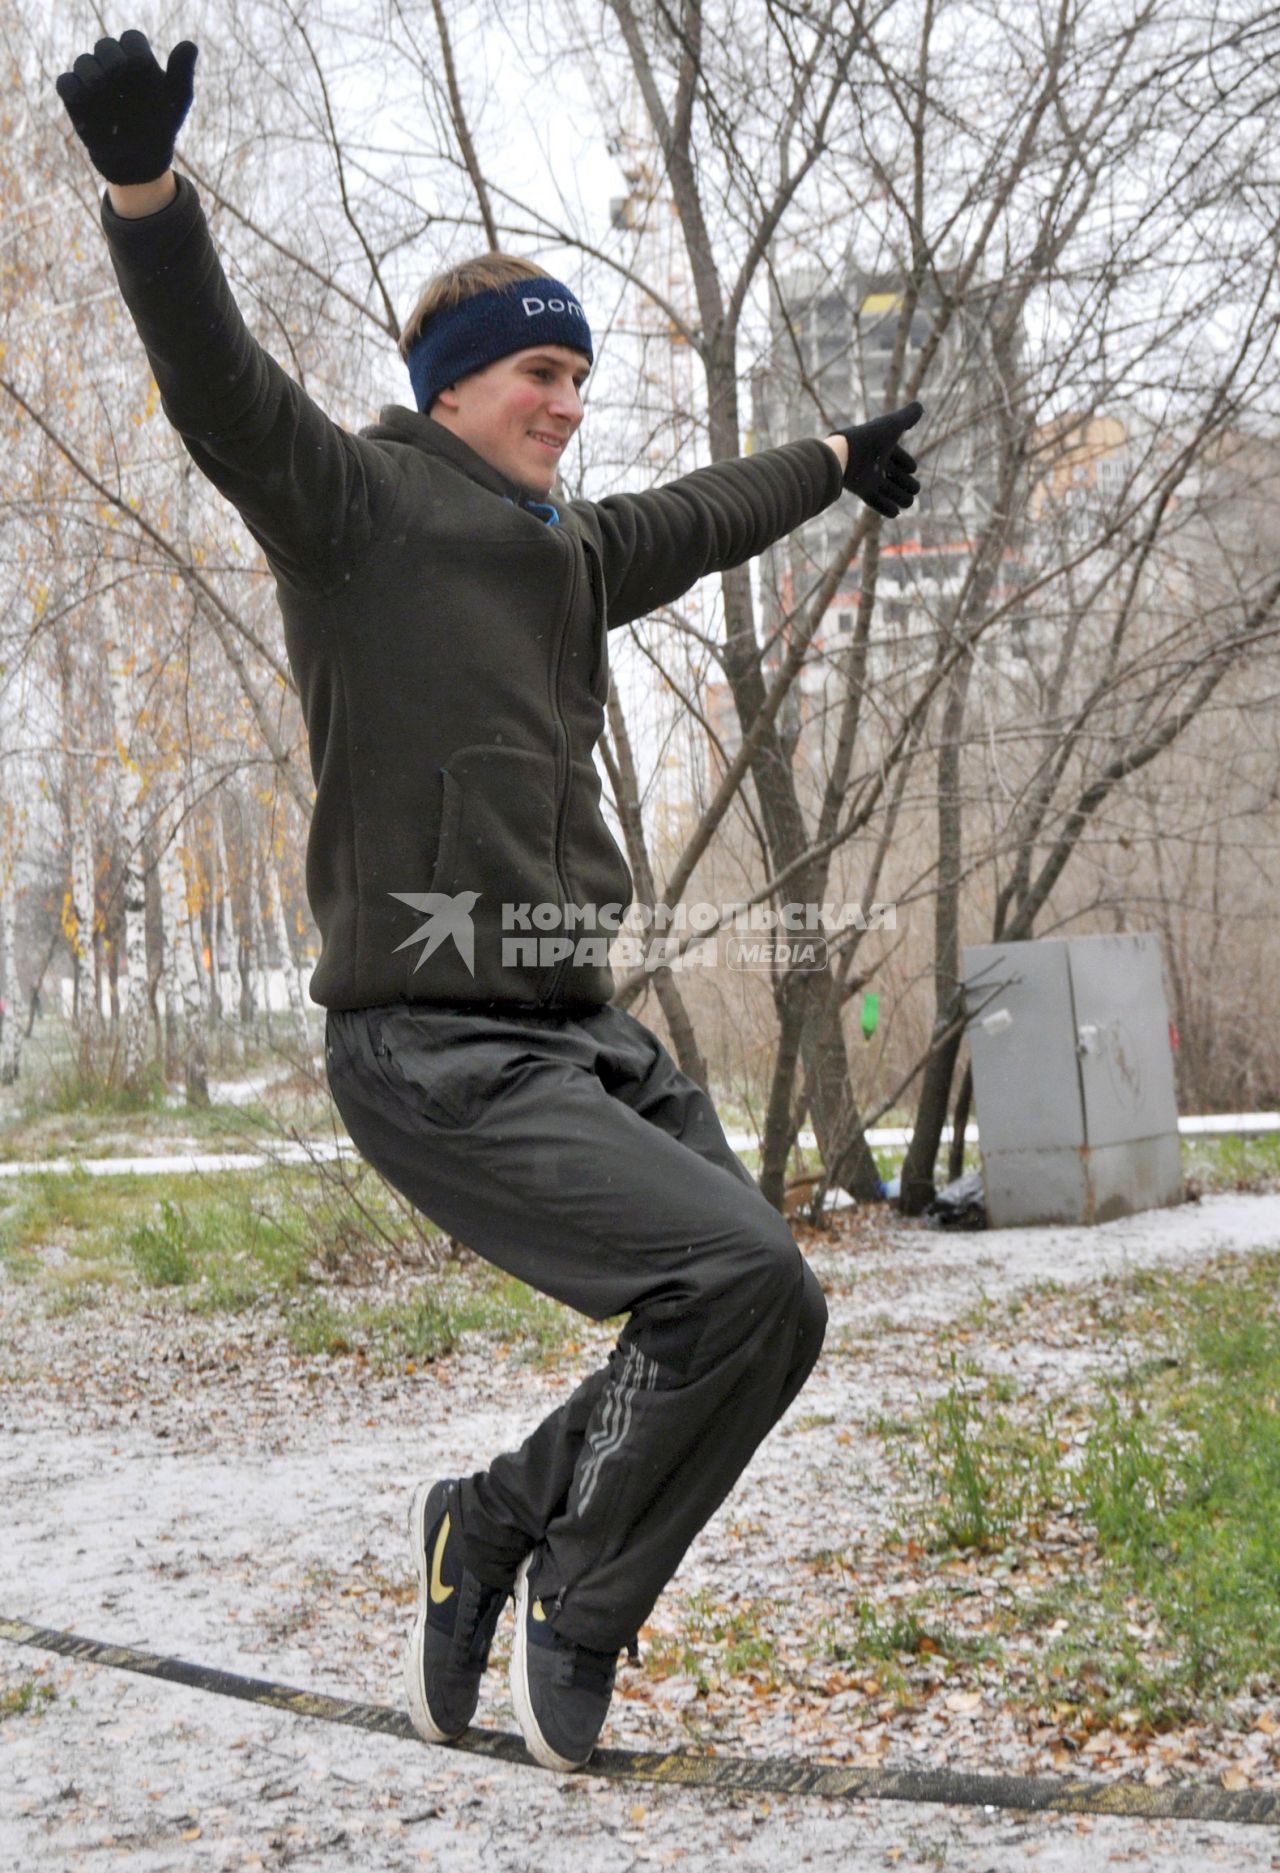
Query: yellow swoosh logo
429 1511 455 1605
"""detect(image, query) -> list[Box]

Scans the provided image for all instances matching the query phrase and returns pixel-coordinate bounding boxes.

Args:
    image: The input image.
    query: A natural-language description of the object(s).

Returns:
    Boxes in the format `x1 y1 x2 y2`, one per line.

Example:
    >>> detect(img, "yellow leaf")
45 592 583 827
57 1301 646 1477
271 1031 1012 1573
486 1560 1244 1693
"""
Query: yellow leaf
1221 1768 1250 1791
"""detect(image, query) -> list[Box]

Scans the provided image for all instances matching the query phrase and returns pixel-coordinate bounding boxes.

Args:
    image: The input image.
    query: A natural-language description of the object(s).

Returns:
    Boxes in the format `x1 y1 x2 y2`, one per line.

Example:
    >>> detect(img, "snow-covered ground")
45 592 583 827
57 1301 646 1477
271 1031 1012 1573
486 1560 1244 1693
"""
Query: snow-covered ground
3 1192 1279 1870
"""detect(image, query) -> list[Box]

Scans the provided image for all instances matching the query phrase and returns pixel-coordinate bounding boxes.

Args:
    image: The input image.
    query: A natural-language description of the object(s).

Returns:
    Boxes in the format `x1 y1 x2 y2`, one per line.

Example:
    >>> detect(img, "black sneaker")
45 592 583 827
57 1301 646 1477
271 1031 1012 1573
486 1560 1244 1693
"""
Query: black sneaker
404 1478 510 1743
510 1553 620 1770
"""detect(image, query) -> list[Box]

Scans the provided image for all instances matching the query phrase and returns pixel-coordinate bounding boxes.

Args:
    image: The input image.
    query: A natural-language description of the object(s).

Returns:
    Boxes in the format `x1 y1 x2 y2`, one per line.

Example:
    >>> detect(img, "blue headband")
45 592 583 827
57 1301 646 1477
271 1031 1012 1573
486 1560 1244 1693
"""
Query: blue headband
406 277 593 413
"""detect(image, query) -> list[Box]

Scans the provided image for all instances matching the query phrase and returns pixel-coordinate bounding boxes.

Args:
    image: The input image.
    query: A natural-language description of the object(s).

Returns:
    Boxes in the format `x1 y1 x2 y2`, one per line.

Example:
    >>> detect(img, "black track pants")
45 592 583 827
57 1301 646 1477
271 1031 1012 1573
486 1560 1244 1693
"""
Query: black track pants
325 1000 827 1651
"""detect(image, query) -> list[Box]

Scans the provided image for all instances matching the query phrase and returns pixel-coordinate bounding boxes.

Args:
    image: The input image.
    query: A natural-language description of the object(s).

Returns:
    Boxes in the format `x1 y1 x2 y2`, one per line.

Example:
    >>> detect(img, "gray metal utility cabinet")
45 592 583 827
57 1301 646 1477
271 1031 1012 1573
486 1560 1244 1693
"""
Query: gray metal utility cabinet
962 933 1183 1228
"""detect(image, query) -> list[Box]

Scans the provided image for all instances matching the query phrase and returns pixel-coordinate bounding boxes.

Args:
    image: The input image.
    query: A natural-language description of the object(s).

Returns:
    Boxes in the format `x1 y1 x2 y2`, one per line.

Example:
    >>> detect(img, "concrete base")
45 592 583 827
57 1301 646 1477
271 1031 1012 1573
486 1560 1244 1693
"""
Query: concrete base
983 1131 1184 1228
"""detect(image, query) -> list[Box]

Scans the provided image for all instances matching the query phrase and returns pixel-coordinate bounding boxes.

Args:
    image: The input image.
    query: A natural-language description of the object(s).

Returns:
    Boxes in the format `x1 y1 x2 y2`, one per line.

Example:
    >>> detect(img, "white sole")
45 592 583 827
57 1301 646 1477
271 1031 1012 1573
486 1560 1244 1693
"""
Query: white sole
403 1480 460 1744
510 1555 590 1772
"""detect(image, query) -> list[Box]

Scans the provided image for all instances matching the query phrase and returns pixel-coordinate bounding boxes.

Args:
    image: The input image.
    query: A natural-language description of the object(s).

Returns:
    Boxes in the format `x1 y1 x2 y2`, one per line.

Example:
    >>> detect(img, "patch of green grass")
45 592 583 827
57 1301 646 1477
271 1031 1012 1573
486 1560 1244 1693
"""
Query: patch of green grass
0 1161 428 1314
285 1272 581 1370
1020 1578 1201 1731
0 1198 37 1279
1 1168 103 1250
913 1248 1280 1728
126 1193 312 1309
1077 1254 1280 1701
445 1272 583 1355
723 1626 780 1680
0 1155 588 1369
907 1355 1066 1553
287 1296 367 1358
826 1600 994 1670
33 1059 171 1119
287 1291 456 1363
644 1590 782 1694
0 1168 142 1286
0 1679 55 1718
128 1199 199 1287
44 1278 115 1315
1181 1130 1280 1193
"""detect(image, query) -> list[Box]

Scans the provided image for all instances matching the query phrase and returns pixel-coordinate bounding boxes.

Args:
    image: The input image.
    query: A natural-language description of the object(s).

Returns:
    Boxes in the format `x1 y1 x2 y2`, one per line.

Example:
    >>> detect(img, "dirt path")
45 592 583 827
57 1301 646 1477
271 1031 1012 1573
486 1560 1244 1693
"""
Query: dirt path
4 1193 1280 1870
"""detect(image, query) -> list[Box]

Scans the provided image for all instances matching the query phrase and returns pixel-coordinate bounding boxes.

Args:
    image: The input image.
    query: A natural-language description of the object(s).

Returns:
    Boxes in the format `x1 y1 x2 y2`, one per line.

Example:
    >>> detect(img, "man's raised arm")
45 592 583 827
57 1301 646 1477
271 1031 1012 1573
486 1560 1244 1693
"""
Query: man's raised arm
56 31 380 592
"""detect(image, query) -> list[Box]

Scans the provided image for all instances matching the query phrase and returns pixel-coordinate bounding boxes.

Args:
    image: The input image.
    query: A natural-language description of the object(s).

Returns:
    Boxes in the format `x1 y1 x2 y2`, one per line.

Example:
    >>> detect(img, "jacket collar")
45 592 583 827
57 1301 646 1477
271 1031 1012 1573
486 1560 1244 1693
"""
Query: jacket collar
363 405 531 503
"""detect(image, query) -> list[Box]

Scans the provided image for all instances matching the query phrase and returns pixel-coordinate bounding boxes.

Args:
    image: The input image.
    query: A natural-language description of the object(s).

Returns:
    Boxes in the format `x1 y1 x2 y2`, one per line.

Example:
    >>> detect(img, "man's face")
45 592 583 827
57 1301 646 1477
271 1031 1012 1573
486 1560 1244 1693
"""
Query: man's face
431 345 590 496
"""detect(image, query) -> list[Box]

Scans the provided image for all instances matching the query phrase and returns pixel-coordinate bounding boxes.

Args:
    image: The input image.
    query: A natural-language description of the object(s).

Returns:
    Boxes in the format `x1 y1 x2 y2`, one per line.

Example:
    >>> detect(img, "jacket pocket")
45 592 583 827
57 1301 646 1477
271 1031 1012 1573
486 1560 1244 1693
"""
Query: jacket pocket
429 744 561 915
428 768 465 895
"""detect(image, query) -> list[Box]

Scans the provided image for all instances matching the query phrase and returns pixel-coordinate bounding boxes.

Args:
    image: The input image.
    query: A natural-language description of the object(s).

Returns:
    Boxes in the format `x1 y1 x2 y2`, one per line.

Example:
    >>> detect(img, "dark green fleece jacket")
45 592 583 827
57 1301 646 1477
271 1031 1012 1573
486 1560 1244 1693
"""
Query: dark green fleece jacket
100 176 845 1011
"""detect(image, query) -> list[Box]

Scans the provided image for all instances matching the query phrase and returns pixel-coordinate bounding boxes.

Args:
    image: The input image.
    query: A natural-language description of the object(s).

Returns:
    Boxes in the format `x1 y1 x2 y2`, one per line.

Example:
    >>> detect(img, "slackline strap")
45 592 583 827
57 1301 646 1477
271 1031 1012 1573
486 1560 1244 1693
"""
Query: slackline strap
2 1615 1274 1827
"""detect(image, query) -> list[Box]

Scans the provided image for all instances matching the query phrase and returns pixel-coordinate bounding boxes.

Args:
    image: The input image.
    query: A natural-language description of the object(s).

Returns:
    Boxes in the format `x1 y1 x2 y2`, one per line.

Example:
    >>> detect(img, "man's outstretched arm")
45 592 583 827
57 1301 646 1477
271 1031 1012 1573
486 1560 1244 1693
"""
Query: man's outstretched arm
57 33 380 592
574 405 924 631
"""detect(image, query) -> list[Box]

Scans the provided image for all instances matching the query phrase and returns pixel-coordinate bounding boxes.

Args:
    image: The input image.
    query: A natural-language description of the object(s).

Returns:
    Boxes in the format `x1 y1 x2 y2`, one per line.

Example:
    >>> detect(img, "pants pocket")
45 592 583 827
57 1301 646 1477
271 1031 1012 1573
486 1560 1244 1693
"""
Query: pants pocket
371 1007 508 1131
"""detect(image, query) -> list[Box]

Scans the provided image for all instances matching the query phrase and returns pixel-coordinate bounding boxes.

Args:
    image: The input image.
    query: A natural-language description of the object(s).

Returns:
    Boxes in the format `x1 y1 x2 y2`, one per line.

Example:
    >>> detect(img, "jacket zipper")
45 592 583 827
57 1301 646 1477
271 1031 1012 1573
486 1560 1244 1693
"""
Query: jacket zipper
540 535 580 1007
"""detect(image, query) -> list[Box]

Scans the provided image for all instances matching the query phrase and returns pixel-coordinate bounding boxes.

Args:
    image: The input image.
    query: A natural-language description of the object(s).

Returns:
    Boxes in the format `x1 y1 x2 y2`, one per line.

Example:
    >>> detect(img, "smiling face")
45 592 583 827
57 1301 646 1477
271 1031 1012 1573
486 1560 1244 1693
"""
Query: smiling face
430 345 590 496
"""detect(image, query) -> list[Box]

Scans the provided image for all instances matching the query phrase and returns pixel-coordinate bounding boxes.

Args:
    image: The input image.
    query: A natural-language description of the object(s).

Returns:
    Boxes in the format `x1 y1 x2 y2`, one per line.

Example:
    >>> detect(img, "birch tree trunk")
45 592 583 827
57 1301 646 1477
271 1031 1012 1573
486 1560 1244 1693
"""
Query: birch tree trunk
207 870 223 1030
238 925 256 1029
265 845 311 1056
226 800 257 1029
212 805 242 1060
249 847 272 1042
104 604 153 1089
0 805 26 1086
182 787 213 1055
157 797 209 1105
67 780 97 1079
54 628 100 1077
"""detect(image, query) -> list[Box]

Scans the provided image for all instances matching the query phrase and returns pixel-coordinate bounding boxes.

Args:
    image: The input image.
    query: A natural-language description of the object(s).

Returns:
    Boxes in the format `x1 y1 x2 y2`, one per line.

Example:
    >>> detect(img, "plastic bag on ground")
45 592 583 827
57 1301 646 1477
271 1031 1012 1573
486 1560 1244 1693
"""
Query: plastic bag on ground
924 1169 986 1230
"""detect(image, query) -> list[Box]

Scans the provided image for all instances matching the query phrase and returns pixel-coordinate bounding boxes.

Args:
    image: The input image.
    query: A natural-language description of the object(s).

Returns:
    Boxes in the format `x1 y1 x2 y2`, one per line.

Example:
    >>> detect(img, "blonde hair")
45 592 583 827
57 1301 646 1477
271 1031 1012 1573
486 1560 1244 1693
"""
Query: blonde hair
398 253 549 361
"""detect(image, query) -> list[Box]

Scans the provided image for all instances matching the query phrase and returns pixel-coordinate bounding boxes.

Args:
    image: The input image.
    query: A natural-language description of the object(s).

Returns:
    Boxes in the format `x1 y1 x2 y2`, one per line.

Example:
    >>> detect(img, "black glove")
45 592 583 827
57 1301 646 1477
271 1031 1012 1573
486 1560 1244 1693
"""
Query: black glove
837 402 924 518
56 30 198 187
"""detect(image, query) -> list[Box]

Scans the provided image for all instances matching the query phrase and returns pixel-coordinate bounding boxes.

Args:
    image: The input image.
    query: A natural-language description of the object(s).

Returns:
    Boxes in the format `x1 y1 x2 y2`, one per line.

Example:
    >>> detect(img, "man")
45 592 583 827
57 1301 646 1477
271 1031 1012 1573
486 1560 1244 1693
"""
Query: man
58 31 923 1772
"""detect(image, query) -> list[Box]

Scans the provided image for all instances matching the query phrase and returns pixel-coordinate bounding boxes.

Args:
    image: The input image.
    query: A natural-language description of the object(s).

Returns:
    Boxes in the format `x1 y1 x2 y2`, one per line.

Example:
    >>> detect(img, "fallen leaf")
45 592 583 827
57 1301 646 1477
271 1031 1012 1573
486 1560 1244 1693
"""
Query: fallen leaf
944 1690 982 1714
1221 1768 1250 1790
